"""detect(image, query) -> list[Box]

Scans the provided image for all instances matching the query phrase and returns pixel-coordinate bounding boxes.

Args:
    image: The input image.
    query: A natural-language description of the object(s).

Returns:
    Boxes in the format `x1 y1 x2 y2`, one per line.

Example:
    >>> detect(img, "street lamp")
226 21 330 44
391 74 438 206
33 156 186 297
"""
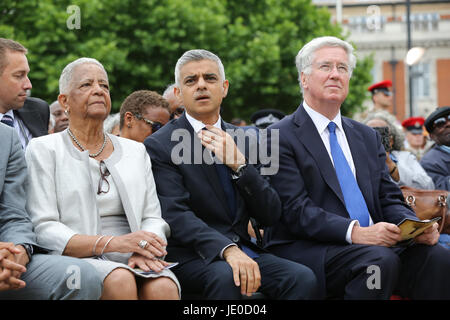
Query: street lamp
405 46 426 117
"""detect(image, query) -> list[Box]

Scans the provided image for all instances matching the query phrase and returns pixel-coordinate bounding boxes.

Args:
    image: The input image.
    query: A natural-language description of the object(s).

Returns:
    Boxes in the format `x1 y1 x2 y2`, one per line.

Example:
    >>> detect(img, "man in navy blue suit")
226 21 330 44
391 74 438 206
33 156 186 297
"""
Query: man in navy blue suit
145 49 317 299
264 36 450 300
0 38 49 149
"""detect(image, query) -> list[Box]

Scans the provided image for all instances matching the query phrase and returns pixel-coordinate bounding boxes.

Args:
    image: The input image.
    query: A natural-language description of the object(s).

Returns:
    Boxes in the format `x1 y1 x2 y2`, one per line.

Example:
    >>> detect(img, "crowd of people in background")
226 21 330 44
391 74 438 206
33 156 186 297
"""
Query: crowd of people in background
0 36 449 300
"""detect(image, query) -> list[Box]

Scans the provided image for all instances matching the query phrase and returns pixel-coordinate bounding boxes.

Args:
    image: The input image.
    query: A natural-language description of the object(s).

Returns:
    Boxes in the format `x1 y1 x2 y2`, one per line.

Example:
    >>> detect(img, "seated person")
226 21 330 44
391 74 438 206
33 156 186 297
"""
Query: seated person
364 112 434 190
401 116 433 161
24 57 180 300
421 106 450 191
264 36 450 300
145 49 317 300
119 90 170 142
163 83 185 120
0 122 102 300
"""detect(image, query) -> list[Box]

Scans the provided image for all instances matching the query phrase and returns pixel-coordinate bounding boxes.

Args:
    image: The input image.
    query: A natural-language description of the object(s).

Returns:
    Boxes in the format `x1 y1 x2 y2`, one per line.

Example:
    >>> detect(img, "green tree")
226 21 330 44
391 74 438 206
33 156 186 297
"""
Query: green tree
0 0 373 120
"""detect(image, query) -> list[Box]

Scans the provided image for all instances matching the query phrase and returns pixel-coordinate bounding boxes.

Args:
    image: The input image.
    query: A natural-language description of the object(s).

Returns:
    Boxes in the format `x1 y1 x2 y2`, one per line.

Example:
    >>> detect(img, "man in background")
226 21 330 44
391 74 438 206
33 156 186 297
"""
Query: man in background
0 38 49 148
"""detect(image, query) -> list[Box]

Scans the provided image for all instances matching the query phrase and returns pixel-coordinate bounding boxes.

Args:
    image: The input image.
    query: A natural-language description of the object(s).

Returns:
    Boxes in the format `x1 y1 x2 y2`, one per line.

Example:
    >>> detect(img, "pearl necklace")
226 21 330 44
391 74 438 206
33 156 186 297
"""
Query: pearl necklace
67 128 107 158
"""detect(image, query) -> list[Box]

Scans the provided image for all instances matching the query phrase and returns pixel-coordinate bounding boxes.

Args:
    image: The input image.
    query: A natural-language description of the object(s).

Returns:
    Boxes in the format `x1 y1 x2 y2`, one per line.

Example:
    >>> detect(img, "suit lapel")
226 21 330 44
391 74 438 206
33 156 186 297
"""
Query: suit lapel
15 109 46 137
293 105 345 205
177 115 233 221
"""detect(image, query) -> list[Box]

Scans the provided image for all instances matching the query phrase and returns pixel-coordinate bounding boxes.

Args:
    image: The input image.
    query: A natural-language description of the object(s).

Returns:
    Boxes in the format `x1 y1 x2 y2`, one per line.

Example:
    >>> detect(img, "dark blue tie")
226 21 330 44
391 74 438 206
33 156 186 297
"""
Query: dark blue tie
1 114 14 127
214 163 237 220
204 128 259 258
328 122 370 227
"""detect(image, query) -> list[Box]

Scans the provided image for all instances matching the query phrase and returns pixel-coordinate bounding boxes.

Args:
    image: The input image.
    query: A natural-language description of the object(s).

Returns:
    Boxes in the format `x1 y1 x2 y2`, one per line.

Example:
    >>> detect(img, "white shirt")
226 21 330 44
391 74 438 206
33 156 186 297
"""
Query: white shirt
0 110 33 149
185 111 238 257
303 101 373 243
185 111 222 133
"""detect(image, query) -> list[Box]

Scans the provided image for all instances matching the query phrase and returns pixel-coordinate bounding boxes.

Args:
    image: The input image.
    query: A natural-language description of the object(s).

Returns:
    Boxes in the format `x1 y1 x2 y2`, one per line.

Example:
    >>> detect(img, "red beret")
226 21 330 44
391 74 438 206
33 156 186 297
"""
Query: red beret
401 117 425 133
368 80 392 92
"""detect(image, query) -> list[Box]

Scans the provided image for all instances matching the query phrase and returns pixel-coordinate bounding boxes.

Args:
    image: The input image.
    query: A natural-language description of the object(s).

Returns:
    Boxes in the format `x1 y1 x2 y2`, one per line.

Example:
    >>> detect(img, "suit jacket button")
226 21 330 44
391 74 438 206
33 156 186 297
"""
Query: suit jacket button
232 236 240 243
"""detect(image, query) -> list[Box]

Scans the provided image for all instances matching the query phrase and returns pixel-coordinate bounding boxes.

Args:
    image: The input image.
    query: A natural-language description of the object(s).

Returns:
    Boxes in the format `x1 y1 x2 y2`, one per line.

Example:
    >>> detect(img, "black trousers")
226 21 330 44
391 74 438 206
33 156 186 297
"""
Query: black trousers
324 243 450 299
174 252 318 300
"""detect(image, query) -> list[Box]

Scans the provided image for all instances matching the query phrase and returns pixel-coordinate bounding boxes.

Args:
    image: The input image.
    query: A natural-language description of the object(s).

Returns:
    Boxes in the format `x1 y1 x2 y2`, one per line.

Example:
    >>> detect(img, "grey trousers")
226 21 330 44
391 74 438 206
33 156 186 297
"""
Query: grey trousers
0 254 103 300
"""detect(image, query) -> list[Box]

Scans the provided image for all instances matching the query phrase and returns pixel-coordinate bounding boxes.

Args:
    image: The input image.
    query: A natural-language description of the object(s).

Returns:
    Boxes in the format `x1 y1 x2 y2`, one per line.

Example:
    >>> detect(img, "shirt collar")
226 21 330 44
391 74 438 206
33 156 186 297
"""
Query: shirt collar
185 111 222 133
439 144 450 154
303 100 343 134
0 109 15 120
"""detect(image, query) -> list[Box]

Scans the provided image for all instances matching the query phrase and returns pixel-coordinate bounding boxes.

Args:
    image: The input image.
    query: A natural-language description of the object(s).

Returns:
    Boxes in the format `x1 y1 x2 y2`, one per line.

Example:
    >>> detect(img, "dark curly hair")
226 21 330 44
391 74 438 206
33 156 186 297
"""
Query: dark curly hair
119 90 169 129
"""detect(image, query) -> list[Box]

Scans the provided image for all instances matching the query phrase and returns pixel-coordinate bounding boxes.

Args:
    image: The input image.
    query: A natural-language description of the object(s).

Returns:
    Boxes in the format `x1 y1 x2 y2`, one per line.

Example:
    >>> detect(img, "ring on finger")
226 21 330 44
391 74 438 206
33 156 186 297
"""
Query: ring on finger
138 240 148 249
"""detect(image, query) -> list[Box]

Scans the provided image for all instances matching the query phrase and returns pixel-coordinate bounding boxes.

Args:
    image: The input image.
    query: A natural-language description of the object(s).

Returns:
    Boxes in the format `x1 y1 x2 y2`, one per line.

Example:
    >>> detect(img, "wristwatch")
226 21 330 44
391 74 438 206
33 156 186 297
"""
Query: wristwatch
19 243 33 261
231 162 248 180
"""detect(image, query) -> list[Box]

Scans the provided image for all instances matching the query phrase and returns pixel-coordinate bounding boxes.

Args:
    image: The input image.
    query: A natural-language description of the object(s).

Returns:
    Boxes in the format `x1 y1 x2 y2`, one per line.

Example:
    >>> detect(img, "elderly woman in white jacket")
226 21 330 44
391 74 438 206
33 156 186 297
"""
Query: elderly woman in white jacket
25 57 180 300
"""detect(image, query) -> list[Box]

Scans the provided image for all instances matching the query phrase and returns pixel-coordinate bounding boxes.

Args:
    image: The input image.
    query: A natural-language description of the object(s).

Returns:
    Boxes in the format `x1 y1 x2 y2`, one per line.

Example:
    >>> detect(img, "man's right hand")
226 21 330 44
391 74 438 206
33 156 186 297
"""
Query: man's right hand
223 245 261 297
351 222 402 247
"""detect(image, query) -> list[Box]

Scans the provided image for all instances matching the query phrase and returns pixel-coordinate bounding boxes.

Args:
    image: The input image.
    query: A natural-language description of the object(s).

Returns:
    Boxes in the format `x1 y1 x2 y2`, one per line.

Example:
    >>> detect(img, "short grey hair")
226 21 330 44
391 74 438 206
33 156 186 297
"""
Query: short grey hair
174 49 225 87
295 36 357 91
59 57 108 94
363 111 405 151
103 112 120 134
162 83 176 98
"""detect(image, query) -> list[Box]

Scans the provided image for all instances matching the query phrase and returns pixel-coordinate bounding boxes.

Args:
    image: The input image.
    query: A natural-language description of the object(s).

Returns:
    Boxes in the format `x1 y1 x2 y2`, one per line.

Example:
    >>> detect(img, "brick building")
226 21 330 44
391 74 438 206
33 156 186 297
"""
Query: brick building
313 0 450 121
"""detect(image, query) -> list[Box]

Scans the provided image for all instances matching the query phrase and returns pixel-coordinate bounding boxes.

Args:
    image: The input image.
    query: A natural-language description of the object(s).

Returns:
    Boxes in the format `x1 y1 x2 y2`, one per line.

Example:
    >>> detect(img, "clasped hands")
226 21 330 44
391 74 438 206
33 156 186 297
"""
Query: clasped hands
109 231 169 273
351 221 440 247
0 242 29 291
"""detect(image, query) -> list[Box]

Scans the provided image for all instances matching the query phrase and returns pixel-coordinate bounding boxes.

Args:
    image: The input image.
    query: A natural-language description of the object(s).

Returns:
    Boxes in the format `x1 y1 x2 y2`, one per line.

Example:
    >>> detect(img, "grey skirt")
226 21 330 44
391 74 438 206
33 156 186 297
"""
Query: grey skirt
84 215 180 295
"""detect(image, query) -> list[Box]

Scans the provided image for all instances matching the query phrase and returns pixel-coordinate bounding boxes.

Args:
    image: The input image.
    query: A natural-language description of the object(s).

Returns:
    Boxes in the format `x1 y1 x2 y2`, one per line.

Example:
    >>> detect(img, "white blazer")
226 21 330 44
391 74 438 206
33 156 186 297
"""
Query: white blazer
25 130 169 255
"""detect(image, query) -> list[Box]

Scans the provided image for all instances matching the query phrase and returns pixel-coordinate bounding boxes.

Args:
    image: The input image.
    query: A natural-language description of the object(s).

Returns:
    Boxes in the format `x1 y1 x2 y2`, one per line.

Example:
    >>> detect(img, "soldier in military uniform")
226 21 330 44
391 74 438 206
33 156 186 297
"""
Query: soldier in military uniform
402 116 434 161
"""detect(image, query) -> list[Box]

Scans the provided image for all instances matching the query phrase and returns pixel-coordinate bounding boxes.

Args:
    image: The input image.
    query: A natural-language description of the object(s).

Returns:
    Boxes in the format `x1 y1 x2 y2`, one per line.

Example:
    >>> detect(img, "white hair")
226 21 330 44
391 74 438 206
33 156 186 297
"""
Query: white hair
174 49 225 87
59 57 108 94
295 36 357 91
103 112 120 134
163 83 177 98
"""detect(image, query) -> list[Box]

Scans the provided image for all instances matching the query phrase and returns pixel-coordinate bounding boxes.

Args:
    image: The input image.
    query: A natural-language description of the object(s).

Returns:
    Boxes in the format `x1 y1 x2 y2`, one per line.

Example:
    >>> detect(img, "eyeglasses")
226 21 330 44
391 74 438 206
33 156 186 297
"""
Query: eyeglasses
97 160 110 195
134 113 163 132
170 106 185 120
313 62 350 75
374 88 393 97
432 114 450 130
173 106 184 116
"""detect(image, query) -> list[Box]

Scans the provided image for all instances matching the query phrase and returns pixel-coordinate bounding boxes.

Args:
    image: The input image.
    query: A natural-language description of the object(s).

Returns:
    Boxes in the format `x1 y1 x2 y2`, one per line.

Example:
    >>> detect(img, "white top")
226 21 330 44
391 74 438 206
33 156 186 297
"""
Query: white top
88 157 126 217
25 131 169 254
392 150 435 190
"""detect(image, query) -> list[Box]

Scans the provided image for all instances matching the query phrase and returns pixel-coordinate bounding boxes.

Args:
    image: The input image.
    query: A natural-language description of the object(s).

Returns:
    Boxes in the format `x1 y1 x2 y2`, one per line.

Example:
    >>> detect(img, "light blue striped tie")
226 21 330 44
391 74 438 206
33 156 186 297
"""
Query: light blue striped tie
328 122 370 227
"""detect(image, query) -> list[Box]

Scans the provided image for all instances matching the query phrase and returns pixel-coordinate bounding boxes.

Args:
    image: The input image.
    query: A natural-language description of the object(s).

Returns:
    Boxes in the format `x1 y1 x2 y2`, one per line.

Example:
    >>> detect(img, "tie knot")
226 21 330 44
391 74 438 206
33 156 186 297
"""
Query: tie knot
328 121 337 134
1 114 14 127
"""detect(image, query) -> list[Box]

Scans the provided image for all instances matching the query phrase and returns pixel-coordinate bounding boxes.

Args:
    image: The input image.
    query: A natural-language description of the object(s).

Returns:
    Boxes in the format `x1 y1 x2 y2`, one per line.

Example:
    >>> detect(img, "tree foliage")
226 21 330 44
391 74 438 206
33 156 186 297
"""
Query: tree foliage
0 0 373 121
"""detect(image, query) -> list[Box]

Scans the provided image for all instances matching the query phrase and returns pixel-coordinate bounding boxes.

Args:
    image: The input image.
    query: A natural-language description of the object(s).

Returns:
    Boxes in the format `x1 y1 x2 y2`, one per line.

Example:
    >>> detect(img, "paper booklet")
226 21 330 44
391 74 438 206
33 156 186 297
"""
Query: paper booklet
395 217 441 246
134 262 179 276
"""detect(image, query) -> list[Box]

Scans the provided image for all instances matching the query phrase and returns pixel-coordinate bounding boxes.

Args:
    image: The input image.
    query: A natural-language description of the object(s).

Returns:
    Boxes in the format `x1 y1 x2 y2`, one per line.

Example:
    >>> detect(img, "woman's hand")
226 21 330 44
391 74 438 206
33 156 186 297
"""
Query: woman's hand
108 231 167 261
127 253 169 273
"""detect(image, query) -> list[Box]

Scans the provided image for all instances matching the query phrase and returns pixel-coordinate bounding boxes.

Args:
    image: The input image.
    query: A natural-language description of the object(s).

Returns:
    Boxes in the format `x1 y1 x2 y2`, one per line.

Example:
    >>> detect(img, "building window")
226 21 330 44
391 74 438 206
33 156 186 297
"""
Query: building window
403 13 439 32
411 62 430 99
